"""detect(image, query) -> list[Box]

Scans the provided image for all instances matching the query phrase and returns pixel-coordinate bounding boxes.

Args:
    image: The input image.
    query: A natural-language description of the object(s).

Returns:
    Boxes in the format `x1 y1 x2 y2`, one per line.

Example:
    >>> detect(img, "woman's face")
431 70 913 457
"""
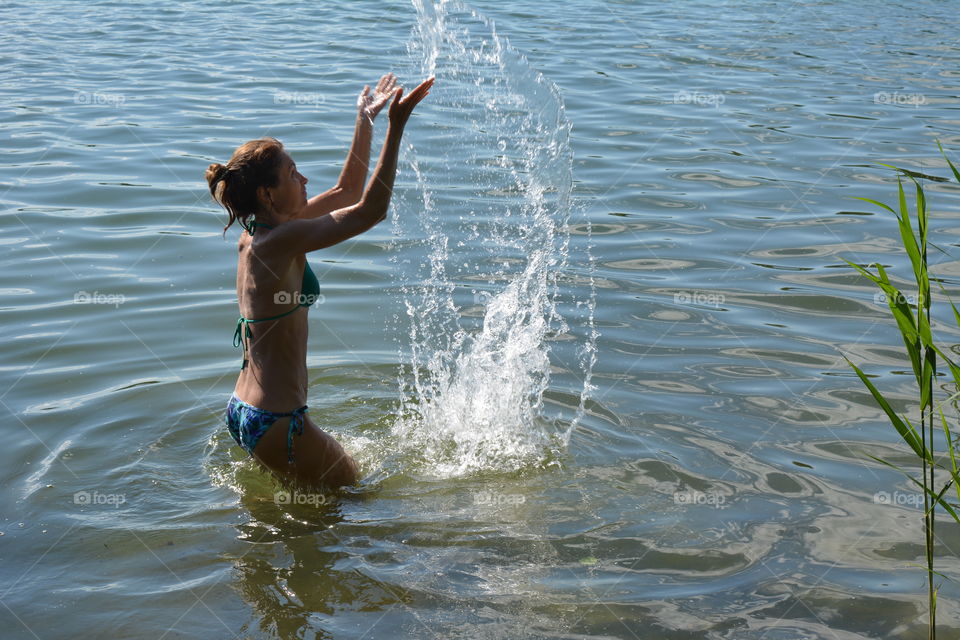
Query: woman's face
264 152 308 216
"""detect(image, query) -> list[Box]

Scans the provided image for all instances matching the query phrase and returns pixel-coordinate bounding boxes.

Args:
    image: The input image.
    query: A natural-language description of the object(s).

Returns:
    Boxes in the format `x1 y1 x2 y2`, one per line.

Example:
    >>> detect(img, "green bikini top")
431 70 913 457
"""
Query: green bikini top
233 221 320 370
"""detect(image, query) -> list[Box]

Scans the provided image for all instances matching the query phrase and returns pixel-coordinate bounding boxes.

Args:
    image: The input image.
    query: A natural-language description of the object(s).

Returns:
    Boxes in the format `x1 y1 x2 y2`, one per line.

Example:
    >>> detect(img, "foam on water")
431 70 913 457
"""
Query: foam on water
389 0 597 478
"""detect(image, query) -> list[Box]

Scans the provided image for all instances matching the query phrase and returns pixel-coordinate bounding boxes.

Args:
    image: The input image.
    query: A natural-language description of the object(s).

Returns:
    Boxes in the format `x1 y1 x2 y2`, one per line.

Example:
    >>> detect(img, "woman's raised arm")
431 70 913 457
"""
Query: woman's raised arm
300 74 398 219
279 76 435 253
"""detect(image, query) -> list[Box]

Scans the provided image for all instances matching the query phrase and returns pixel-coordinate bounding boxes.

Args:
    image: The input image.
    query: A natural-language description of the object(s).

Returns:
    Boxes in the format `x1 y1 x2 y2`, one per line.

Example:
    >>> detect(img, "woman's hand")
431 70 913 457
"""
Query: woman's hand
388 76 435 130
357 73 398 122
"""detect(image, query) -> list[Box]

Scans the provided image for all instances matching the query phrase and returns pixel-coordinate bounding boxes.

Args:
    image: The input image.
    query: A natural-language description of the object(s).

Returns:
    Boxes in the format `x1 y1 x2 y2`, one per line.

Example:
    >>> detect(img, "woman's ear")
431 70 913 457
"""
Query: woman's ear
256 185 275 212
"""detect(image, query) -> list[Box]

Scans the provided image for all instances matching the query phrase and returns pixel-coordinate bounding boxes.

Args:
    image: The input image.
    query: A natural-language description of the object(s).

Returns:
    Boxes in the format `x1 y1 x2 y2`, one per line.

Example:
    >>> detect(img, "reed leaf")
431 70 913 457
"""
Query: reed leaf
938 411 957 503
852 196 897 216
938 141 960 184
843 259 921 356
849 359 927 459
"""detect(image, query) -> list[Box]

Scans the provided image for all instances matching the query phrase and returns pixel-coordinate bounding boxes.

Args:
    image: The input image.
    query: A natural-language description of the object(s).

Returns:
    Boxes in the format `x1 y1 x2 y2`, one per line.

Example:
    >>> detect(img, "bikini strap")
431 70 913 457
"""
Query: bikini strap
233 303 305 370
244 220 276 236
286 406 308 464
233 318 253 370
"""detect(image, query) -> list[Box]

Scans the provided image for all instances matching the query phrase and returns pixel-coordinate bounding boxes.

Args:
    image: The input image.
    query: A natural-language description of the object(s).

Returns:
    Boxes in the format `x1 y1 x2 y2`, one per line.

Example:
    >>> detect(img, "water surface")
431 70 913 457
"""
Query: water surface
3 0 960 638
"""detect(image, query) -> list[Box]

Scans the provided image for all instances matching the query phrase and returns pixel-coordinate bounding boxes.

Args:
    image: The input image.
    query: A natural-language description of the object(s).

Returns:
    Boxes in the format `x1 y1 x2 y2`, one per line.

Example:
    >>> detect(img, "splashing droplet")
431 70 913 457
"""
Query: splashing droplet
388 0 597 478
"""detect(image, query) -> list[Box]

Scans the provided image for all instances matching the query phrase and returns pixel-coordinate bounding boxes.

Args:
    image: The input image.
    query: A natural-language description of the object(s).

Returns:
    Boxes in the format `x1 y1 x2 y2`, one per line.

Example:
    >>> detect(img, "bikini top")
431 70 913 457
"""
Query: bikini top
232 221 320 370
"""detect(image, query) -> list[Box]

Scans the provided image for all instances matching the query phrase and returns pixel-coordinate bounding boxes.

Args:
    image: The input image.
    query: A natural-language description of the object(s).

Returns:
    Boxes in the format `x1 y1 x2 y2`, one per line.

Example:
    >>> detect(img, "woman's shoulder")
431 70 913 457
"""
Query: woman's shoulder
239 236 303 281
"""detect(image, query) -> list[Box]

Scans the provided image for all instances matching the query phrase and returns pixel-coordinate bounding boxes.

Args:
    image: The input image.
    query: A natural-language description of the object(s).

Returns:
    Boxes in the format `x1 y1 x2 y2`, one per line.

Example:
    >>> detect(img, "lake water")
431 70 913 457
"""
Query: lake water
4 0 960 638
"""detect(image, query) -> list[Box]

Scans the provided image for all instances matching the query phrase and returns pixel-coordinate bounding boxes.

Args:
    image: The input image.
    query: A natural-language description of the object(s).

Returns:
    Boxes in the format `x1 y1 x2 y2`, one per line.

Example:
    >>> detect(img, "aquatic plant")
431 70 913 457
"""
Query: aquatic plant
845 142 960 639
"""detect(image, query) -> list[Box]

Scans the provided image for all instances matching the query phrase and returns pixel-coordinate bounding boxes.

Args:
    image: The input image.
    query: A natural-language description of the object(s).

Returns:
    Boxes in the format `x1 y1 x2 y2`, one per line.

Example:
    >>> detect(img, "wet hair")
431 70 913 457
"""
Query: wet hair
205 137 286 234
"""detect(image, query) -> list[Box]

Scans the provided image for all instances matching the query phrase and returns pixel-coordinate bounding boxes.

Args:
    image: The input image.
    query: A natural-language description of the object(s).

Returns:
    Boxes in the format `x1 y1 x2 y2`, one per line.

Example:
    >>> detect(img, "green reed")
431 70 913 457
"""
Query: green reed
845 142 960 639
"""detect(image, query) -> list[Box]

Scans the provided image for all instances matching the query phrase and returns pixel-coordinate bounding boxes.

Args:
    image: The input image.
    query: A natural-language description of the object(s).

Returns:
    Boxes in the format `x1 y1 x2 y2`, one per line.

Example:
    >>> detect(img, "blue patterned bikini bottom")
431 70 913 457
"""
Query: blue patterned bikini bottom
225 394 307 463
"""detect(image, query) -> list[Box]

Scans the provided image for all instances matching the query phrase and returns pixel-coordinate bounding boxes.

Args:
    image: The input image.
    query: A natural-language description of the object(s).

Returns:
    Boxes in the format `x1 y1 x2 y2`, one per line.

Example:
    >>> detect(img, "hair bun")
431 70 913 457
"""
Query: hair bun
205 162 228 184
205 163 229 203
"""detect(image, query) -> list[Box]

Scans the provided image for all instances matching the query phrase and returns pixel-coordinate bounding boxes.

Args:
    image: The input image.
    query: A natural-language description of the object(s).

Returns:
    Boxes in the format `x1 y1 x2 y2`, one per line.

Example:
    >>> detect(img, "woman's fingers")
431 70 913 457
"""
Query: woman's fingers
387 76 433 125
375 73 397 100
381 76 397 100
400 78 432 101
399 77 434 107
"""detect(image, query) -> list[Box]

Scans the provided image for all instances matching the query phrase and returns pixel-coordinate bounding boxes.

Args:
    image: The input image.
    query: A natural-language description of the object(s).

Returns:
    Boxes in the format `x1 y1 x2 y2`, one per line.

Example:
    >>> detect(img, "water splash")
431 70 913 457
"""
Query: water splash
390 0 596 478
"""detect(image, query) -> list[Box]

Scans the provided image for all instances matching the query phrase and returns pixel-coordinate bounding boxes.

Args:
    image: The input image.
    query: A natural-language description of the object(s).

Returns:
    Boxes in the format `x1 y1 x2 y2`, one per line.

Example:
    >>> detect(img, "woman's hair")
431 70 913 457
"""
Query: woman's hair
205 137 286 234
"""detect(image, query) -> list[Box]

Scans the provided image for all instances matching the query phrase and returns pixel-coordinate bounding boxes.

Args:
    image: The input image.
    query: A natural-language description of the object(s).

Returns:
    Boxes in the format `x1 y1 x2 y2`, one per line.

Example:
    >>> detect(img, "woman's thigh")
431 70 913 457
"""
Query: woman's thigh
252 414 358 489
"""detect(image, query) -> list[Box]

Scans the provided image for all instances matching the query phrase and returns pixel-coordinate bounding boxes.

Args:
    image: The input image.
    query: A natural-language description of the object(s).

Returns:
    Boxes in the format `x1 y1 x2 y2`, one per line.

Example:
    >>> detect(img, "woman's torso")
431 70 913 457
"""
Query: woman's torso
233 229 312 411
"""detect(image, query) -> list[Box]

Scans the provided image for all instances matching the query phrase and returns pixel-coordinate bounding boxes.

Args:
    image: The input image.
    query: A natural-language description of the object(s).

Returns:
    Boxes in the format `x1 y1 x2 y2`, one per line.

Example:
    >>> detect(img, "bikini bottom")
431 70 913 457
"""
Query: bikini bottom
226 394 307 464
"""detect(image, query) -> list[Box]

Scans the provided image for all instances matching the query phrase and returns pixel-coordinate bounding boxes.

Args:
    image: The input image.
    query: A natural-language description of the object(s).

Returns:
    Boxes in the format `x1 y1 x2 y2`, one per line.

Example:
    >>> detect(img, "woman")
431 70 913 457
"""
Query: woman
205 73 434 489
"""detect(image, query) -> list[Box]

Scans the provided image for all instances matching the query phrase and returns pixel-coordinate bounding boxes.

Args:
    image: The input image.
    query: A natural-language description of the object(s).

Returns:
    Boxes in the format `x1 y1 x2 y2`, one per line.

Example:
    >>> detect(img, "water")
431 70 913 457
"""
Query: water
389 0 595 478
3 0 960 638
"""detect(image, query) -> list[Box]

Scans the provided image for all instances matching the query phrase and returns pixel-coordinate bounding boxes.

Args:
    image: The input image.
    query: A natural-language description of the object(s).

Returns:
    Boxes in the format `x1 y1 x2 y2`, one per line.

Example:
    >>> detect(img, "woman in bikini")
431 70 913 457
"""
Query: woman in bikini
205 73 434 489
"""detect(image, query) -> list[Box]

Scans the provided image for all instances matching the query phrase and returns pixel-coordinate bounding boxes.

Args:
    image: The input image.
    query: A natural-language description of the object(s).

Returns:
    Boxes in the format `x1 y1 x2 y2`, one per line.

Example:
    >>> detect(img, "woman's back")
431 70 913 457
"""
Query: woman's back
234 230 310 411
